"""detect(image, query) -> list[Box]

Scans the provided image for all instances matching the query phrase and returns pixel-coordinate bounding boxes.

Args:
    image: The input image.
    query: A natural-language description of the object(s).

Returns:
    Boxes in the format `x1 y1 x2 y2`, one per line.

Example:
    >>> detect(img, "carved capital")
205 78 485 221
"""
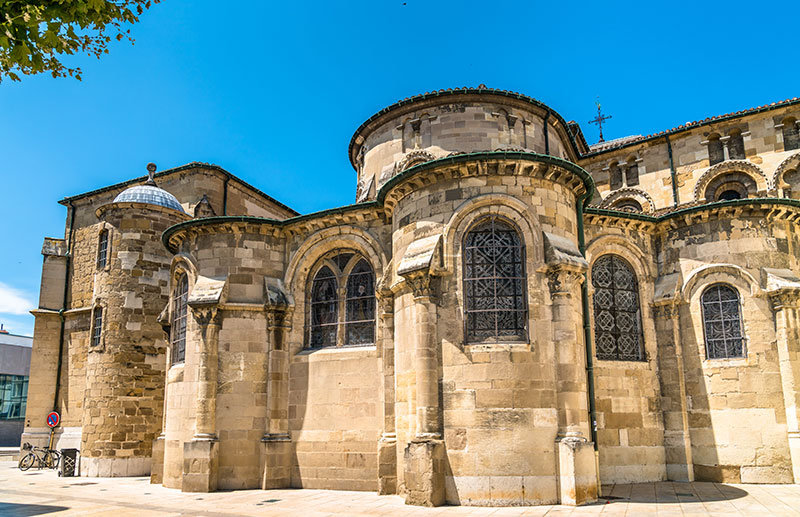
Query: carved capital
651 302 679 318
769 288 800 310
404 272 437 301
266 308 292 331
377 293 395 318
191 305 222 328
546 266 584 297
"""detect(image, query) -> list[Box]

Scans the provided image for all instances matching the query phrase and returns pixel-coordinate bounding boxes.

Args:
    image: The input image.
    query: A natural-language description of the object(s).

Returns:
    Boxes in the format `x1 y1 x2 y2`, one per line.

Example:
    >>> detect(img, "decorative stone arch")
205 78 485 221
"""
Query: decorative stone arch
440 193 543 275
585 234 655 284
693 160 769 202
681 263 761 302
772 151 800 194
284 226 387 297
396 149 437 173
284 227 386 354
598 188 655 213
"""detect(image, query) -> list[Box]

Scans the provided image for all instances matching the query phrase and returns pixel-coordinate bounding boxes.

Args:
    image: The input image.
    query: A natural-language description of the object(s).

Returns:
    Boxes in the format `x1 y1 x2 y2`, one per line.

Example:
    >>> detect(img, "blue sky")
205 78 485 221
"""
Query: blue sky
1 0 798 336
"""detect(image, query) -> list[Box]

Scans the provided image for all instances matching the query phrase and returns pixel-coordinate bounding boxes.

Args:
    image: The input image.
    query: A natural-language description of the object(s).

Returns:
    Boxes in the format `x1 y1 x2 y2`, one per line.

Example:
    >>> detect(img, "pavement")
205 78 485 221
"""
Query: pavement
0 460 799 516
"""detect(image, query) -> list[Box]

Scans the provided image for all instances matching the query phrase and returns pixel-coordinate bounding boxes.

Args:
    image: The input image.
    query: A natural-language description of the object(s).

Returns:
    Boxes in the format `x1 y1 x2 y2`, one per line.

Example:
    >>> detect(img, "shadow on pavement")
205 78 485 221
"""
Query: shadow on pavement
598 483 749 504
0 502 70 516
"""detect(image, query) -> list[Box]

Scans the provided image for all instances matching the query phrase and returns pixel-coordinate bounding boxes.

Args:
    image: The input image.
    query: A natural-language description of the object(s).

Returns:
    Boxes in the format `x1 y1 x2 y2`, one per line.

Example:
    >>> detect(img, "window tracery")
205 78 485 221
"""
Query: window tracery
308 252 375 348
463 217 527 343
592 255 644 361
701 284 745 359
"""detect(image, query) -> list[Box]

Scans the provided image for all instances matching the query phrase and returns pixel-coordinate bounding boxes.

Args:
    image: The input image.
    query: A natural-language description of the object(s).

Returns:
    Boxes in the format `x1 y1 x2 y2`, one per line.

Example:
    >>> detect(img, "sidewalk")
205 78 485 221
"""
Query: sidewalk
0 460 798 516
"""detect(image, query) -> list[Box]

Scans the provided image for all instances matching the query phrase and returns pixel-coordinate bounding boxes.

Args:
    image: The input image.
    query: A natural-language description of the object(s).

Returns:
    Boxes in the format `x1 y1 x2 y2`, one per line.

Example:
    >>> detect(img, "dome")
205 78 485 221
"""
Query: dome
113 184 185 213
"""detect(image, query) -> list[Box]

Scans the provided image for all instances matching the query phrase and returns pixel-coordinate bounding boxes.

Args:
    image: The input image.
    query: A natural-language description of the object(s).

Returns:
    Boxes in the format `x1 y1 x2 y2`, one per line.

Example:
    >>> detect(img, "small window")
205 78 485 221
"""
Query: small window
307 252 376 348
463 217 528 343
91 307 103 347
592 255 644 361
718 189 741 201
728 130 745 160
171 273 189 364
613 199 643 212
701 284 745 359
97 229 109 268
625 160 639 186
609 162 623 190
782 117 800 151
708 135 724 165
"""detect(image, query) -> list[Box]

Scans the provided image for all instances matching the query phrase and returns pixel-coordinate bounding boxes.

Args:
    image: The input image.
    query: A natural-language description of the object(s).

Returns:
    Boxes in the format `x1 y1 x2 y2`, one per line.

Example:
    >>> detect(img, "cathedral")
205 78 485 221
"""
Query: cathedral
22 86 800 507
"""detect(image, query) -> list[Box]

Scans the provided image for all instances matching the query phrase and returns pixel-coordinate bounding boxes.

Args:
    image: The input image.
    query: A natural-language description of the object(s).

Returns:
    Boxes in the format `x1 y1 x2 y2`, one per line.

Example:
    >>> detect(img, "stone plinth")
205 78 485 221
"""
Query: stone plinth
260 434 291 490
182 438 218 493
404 439 445 507
557 436 598 506
150 436 165 484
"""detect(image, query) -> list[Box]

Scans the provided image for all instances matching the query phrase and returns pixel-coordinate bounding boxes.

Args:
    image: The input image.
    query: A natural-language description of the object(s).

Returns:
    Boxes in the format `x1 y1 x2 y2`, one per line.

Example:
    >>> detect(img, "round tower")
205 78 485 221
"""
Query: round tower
80 165 190 477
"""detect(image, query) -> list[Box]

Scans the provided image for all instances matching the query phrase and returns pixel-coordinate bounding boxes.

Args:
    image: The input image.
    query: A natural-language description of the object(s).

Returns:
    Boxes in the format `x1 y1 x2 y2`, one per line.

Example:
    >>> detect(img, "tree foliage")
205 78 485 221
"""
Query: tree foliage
0 0 159 82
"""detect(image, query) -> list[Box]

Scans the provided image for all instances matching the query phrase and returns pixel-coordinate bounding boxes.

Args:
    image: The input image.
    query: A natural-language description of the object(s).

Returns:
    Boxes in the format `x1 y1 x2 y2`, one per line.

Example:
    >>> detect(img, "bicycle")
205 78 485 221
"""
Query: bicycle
18 442 61 471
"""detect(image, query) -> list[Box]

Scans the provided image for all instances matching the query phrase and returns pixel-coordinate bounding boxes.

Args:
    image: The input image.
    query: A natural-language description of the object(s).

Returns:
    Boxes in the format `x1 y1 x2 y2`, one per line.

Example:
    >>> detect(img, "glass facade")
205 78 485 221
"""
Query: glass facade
0 374 28 420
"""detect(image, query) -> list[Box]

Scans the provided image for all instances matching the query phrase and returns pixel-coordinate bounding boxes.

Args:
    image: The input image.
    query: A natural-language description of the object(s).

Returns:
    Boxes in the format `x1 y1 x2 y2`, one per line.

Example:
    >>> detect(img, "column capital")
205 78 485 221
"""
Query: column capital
651 301 679 318
190 304 222 328
402 271 438 301
769 288 800 310
266 307 293 331
546 265 585 297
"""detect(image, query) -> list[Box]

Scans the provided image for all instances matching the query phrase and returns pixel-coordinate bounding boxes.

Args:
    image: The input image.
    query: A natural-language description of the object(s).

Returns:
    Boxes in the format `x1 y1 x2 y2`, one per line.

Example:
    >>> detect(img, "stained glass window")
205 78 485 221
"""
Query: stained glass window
97 229 109 268
701 284 745 359
463 217 527 343
592 255 644 361
308 252 375 348
91 306 103 347
345 259 375 345
310 266 338 347
171 273 188 364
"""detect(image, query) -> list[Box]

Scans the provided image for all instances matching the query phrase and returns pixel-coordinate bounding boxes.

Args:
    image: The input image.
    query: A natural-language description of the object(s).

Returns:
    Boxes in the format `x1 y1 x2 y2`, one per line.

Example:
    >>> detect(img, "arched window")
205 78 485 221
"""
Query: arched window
783 168 800 199
171 273 189 364
782 117 800 151
613 199 643 212
701 284 745 359
708 134 724 166
463 217 527 343
97 229 109 268
90 306 103 347
592 255 644 361
625 158 639 187
345 259 376 345
609 162 623 190
704 172 756 202
728 129 745 160
308 252 375 348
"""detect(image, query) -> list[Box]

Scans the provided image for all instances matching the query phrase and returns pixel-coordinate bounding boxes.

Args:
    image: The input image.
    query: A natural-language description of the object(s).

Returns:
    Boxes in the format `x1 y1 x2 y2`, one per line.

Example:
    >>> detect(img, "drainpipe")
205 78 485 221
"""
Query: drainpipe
544 110 551 155
666 135 679 207
53 201 76 412
222 176 230 216
576 184 600 489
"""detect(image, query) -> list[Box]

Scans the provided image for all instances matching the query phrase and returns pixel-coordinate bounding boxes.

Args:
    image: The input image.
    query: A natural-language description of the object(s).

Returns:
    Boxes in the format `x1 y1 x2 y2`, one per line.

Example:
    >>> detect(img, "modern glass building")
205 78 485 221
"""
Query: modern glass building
0 329 32 447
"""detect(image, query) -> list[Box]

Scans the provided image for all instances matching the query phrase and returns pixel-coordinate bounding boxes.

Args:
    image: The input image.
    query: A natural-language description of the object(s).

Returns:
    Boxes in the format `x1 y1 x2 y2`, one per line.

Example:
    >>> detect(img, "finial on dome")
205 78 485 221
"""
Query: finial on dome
146 163 157 185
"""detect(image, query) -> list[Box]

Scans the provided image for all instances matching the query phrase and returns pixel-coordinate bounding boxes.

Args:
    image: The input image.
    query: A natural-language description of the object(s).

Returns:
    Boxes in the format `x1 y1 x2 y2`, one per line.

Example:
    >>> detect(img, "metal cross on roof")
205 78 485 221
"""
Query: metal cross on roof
588 100 612 143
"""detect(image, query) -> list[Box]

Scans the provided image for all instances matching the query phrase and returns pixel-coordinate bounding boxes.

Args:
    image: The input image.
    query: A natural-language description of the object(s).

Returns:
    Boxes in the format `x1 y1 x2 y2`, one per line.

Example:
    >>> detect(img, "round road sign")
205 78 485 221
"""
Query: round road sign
46 411 60 428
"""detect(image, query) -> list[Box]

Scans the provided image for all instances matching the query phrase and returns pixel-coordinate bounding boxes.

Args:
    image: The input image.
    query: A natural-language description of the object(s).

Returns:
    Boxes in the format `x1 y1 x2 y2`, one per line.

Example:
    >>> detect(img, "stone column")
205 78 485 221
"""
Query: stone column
547 265 598 506
653 301 694 481
182 305 220 493
151 317 171 485
770 290 800 483
402 271 445 507
377 292 397 495
260 308 292 489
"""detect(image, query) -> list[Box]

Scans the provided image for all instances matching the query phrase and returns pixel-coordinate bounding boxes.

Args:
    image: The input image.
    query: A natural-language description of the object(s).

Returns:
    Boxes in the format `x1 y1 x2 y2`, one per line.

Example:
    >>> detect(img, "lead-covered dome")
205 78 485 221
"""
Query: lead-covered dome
112 163 185 213
113 184 184 212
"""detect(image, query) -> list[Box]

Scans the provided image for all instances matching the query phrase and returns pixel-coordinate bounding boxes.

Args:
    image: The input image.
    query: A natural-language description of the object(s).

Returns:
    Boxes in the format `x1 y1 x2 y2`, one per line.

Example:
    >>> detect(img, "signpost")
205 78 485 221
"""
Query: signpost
46 411 60 450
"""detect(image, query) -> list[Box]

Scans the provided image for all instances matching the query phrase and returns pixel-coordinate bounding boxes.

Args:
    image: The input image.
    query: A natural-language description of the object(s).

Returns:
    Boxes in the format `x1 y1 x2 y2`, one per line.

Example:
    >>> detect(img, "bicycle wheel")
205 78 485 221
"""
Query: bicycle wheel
18 453 35 471
46 450 61 469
